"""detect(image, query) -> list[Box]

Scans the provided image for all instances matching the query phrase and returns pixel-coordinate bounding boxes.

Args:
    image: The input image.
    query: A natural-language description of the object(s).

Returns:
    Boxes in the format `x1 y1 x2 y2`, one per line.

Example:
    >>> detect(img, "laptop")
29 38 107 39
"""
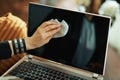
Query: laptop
1 3 111 80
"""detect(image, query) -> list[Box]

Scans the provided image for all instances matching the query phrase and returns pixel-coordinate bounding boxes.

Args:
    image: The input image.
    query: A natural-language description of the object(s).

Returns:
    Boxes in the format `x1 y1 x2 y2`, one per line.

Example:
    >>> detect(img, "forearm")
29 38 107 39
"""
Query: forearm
24 37 35 50
24 37 40 50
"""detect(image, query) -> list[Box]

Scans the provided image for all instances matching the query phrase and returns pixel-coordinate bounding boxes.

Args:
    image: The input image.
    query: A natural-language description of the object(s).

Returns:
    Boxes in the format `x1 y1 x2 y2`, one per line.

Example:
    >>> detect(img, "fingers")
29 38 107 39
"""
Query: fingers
40 21 58 28
45 24 61 32
38 21 61 37
46 26 61 38
36 21 61 39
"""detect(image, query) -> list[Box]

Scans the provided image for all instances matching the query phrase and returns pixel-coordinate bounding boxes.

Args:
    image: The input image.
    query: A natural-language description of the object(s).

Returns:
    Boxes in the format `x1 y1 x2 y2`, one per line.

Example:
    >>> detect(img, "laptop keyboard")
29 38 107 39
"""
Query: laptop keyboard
9 61 87 80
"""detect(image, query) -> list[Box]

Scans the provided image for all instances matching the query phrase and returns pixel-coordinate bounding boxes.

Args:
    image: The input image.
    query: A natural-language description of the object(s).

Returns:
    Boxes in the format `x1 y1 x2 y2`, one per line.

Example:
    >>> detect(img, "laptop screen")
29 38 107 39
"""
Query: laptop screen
28 3 110 75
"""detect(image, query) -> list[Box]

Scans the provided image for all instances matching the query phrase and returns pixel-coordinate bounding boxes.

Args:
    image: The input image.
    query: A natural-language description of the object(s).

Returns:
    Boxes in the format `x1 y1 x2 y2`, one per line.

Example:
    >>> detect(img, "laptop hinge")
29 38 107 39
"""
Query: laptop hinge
92 73 103 80
28 55 33 60
92 73 98 79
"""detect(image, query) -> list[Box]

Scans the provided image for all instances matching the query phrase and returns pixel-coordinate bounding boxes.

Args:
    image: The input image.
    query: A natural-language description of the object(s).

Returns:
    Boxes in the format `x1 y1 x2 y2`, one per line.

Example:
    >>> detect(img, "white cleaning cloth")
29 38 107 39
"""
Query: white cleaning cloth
51 19 69 38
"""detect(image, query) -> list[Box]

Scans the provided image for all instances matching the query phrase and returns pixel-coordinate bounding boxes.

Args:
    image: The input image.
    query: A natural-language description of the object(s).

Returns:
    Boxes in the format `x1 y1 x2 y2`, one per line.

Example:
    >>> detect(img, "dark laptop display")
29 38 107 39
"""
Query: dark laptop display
28 3 110 75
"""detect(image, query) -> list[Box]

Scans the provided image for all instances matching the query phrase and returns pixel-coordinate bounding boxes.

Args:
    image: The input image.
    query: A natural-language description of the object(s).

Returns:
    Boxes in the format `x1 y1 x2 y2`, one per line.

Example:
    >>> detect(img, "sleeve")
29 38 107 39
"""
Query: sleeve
0 41 12 59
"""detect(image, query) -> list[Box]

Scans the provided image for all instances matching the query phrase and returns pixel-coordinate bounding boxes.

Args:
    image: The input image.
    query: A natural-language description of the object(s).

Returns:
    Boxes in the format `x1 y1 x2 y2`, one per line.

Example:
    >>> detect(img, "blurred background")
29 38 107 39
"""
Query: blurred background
0 0 119 23
0 0 120 79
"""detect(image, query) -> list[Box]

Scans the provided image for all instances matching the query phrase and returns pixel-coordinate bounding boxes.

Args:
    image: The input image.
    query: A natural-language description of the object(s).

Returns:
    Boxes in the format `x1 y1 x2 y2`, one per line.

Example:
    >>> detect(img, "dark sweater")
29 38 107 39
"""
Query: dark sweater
0 41 12 59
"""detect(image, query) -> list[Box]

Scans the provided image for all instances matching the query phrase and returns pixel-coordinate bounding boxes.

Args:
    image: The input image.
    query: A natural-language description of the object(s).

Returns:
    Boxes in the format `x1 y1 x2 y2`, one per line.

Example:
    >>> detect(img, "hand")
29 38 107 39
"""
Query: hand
25 21 61 50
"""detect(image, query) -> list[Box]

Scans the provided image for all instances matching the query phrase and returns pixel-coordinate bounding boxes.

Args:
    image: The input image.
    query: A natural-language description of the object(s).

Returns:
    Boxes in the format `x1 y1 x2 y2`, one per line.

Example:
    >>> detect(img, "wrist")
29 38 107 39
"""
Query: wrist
24 37 35 50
